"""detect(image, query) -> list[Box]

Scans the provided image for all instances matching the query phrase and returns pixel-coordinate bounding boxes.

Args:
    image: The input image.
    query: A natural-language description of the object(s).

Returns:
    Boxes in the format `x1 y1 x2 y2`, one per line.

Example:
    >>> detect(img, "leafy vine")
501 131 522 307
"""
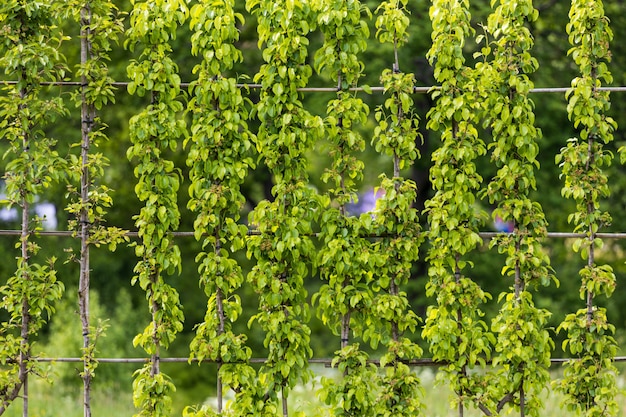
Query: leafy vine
312 1 385 415
422 0 494 415
245 0 322 414
64 1 125 416
477 1 555 415
125 0 187 415
371 1 424 415
183 0 257 415
0 1 67 414
555 0 619 414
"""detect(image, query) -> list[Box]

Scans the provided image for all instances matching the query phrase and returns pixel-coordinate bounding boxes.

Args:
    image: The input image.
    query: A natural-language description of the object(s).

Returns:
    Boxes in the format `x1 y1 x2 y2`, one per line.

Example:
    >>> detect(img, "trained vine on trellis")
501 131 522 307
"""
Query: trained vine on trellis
0 0 625 416
423 1 494 416
184 0 257 415
245 0 322 415
371 0 424 415
556 0 619 415
0 2 67 415
313 0 385 414
125 0 187 415
64 1 126 417
477 1 556 416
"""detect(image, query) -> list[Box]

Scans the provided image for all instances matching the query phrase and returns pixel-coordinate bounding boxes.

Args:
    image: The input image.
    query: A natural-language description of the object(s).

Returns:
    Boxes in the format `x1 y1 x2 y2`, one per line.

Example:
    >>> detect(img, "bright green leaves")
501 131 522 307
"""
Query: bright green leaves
427 0 473 75
65 0 126 248
475 2 555 416
185 0 256 413
125 0 188 98
318 345 382 416
375 0 411 47
125 0 188 50
249 0 322 180
189 0 244 71
313 3 387 411
488 292 553 415
0 1 67 412
125 0 187 415
556 1 619 415
246 185 318 397
314 0 371 346
0 2 623 416
314 0 369 89
480 0 552 286
378 340 424 415
372 0 420 170
65 3 126 415
246 0 320 411
566 0 613 84
373 71 420 171
367 2 425 416
132 366 177 417
423 1 492 414
557 309 618 416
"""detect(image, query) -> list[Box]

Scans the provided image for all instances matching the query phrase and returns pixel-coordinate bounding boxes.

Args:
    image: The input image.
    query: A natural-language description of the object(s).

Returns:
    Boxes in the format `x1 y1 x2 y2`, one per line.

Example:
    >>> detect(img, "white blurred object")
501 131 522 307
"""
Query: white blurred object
0 190 18 222
34 202 57 230
0 205 18 222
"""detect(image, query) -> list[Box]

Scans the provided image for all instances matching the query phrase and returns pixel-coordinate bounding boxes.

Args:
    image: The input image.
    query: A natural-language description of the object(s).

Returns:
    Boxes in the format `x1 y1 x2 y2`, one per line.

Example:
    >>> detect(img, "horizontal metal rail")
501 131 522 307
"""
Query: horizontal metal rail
3 80 626 94
24 356 626 366
1 229 625 239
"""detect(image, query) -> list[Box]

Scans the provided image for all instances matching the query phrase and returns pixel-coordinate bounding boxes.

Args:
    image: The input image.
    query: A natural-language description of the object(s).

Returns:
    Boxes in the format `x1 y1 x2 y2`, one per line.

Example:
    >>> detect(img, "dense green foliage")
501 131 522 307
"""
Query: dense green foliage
0 2 67 415
125 0 188 414
2 0 626 416
555 0 619 415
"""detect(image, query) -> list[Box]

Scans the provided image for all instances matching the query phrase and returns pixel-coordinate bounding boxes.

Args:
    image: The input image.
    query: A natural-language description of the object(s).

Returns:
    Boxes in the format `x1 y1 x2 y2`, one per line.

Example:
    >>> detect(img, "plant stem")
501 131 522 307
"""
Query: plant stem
216 237 224 412
79 3 94 417
19 66 31 417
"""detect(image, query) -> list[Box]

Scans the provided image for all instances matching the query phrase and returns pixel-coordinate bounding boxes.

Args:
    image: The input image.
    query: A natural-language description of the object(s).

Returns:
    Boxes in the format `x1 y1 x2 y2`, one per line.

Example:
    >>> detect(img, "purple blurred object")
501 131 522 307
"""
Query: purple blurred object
346 188 384 216
494 215 514 233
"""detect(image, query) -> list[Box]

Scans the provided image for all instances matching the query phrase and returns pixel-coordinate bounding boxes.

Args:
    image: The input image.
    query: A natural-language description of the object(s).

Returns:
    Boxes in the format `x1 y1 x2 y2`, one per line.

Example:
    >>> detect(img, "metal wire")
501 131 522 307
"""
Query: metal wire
25 356 626 366
4 80 626 94
2 229 625 239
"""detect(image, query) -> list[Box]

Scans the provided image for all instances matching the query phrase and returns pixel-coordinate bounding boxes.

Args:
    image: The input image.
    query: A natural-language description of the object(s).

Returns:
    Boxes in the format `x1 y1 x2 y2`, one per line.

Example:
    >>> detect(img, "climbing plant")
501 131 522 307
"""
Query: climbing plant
183 0 257 415
422 0 494 415
312 1 385 415
125 0 187 415
313 0 373 348
370 0 424 416
555 0 619 415
64 1 125 416
477 1 555 415
0 1 67 415
245 0 322 414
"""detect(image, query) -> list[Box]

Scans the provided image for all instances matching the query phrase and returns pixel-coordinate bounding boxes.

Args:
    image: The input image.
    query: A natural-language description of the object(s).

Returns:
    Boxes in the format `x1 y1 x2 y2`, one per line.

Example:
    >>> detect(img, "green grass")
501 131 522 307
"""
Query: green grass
5 368 626 416
2 380 134 417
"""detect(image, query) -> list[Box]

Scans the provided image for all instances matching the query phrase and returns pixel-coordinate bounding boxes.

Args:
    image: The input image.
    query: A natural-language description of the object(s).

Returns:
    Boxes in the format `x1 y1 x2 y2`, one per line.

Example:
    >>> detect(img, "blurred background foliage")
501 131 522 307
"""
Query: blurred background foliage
3 0 626 411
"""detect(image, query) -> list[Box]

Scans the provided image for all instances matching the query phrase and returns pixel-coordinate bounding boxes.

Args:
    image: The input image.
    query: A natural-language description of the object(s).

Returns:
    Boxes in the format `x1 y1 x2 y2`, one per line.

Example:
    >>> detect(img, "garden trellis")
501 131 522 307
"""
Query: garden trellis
1 0 626 416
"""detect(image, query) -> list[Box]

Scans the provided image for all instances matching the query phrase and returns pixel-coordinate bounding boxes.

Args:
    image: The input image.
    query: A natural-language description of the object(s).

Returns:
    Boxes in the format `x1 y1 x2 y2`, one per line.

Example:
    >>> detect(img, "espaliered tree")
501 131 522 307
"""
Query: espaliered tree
312 1 384 415
0 2 67 415
245 0 322 415
125 0 187 415
422 0 495 416
183 0 257 415
477 1 555 416
65 1 125 416
555 0 619 415
370 0 423 415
